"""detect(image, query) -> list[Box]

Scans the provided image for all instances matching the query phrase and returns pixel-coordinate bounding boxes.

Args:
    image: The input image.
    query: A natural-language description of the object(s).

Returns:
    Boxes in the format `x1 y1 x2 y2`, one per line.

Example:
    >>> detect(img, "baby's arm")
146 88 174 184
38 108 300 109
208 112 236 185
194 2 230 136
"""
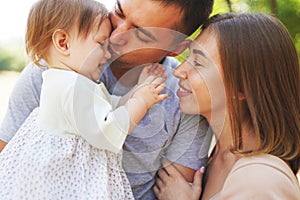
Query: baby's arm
119 75 168 133
138 63 166 84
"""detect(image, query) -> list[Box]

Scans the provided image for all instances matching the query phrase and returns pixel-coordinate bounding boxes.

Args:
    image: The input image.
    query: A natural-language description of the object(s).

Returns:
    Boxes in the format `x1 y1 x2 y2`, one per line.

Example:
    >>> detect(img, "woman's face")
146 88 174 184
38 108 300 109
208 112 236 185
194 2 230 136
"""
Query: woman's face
173 30 226 121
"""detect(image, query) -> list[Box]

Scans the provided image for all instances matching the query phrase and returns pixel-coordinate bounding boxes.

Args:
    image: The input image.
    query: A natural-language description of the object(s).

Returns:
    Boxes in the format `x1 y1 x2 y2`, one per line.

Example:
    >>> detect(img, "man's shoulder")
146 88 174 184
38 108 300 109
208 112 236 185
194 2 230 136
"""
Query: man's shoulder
0 62 47 142
162 57 180 90
22 62 48 76
163 57 180 69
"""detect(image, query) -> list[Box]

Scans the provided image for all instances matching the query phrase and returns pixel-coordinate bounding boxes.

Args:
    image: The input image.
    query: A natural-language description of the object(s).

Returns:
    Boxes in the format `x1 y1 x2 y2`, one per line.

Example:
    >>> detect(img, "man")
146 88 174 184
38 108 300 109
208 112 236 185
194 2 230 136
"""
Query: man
0 0 213 199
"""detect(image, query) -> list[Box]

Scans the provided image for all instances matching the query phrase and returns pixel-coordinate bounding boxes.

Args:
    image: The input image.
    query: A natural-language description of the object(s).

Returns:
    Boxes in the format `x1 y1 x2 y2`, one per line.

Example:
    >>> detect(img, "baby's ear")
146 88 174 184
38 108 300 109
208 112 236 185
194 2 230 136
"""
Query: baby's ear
167 39 191 57
52 29 70 55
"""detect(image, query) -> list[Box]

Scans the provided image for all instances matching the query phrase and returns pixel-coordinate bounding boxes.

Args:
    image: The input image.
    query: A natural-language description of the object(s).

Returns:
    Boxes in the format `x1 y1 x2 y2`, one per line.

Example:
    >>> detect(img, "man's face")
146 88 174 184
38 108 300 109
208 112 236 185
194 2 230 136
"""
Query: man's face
109 0 184 68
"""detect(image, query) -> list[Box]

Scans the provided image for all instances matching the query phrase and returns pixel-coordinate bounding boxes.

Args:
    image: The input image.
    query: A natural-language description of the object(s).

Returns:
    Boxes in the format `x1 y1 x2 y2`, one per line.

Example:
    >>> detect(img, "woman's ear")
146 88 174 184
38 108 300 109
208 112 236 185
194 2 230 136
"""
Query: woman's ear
167 39 191 57
233 92 246 101
52 29 70 55
238 92 246 101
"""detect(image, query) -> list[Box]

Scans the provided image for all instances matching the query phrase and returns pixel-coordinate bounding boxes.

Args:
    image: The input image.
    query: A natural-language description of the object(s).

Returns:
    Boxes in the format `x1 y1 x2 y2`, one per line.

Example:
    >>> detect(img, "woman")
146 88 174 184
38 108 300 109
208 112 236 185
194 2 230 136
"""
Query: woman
154 13 300 199
0 0 167 199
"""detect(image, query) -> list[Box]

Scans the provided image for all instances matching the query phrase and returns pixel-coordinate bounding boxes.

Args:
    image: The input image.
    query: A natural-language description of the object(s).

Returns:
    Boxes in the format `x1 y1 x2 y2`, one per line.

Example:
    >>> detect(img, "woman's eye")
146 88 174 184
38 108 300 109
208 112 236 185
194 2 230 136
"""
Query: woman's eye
193 60 203 67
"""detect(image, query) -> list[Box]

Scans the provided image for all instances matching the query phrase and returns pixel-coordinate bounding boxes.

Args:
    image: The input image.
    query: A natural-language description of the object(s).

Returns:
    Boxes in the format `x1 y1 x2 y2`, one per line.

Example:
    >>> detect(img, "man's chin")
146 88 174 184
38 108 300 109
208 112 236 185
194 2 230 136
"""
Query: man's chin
107 58 128 69
108 55 140 68
109 52 163 69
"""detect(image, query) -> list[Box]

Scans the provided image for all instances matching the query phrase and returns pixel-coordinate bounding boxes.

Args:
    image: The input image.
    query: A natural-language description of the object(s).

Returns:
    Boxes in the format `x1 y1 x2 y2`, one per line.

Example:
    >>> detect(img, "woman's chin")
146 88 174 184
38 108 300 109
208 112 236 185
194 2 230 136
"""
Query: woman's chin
179 103 199 115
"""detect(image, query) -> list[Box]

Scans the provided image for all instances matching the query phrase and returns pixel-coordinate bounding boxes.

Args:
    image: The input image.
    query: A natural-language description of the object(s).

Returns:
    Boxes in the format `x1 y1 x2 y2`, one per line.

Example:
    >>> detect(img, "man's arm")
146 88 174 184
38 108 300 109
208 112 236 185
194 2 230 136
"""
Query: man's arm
154 159 203 200
0 140 7 152
172 163 195 182
164 113 213 182
0 63 45 149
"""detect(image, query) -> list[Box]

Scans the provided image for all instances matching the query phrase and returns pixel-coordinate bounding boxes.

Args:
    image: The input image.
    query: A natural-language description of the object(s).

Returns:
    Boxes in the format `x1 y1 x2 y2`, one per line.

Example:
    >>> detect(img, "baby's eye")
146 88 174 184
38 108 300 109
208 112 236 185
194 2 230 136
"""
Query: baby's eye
99 41 105 46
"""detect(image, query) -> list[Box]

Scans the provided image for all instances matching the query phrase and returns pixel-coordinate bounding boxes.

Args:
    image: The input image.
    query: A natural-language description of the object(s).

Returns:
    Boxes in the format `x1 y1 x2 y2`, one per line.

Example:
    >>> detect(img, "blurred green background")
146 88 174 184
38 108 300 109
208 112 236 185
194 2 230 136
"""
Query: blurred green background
0 0 299 71
0 39 27 72
178 0 300 62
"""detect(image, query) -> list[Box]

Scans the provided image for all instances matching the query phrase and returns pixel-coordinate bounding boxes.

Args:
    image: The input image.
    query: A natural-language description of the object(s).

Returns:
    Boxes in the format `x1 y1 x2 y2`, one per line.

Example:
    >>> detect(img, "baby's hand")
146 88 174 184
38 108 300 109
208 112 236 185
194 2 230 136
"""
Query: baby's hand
138 63 167 84
134 75 168 109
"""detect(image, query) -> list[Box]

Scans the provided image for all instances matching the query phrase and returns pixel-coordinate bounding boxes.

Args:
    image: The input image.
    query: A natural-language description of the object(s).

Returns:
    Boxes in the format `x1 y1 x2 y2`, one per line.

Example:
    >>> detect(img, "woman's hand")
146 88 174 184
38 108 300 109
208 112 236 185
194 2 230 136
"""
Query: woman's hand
154 159 204 200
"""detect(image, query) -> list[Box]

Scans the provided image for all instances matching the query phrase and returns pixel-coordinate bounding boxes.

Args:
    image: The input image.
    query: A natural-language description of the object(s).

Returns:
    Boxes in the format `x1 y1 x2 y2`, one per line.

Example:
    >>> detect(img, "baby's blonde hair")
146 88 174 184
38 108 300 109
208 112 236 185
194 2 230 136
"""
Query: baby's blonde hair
25 0 108 66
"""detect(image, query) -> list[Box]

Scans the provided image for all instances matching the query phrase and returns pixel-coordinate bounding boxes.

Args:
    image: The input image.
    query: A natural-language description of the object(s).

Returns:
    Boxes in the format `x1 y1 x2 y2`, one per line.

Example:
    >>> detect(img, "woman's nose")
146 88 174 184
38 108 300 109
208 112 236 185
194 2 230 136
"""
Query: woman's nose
173 63 187 79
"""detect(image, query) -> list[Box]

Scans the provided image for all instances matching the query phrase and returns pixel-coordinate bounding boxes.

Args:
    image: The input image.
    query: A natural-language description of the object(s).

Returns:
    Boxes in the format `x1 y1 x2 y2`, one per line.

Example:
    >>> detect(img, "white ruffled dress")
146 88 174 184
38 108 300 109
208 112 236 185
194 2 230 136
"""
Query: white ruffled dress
0 69 134 199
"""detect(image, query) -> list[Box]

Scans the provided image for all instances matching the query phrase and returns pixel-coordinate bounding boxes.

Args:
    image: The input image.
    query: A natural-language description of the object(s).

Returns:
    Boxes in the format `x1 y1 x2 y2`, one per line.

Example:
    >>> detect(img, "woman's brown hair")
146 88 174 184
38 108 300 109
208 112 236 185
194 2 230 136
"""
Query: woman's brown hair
25 0 108 66
202 13 300 174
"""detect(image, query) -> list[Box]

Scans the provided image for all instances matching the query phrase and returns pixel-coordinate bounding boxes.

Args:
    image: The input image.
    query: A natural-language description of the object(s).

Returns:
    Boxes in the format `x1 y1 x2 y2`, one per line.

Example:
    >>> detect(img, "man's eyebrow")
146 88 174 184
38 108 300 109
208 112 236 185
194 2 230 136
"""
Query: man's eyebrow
193 49 208 58
116 0 156 42
133 25 158 42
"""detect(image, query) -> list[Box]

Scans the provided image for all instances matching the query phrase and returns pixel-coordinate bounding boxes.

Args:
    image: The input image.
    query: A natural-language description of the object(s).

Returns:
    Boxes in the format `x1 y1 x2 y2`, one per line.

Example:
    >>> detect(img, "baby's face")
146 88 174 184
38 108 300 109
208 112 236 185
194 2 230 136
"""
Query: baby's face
70 18 112 82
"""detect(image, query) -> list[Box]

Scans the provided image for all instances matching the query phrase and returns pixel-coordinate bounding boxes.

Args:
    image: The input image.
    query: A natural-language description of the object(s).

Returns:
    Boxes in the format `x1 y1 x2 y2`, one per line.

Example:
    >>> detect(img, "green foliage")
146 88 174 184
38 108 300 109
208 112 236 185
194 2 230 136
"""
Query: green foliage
177 0 300 61
245 0 300 58
176 0 230 62
212 0 232 14
0 40 27 72
277 0 300 58
0 1 299 71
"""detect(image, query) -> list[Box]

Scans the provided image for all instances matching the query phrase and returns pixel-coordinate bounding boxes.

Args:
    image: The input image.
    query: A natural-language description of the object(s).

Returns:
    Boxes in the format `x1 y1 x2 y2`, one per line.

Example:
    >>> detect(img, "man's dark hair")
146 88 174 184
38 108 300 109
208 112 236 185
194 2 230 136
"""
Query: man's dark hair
158 0 214 35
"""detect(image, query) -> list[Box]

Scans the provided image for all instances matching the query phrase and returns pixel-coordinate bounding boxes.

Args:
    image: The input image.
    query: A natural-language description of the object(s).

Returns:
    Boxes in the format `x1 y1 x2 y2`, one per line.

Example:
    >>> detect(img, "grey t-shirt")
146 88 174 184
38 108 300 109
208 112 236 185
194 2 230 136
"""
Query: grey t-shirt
0 57 212 199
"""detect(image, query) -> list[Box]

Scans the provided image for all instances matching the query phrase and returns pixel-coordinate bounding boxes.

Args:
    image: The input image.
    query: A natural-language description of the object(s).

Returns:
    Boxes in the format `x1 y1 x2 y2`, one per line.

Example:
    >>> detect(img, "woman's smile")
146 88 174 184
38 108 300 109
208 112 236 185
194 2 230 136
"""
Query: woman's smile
176 82 192 97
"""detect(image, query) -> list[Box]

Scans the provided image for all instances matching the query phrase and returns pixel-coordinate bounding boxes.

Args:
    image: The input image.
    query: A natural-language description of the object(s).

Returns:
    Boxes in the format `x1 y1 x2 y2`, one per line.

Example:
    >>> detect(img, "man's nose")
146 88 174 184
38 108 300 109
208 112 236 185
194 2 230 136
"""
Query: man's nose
104 48 111 59
110 21 131 46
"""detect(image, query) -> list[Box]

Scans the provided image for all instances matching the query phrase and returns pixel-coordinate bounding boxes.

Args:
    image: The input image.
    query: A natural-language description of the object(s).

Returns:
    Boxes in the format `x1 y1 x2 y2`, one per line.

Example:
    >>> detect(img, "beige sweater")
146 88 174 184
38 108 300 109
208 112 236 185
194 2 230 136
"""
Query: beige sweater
211 154 300 199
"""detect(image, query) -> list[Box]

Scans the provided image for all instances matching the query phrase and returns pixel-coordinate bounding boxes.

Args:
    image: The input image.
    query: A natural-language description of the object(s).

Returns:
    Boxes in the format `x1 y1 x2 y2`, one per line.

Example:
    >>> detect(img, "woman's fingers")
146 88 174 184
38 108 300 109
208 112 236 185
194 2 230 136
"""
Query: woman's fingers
157 168 170 183
154 160 204 200
191 167 205 194
153 185 160 197
156 175 165 188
